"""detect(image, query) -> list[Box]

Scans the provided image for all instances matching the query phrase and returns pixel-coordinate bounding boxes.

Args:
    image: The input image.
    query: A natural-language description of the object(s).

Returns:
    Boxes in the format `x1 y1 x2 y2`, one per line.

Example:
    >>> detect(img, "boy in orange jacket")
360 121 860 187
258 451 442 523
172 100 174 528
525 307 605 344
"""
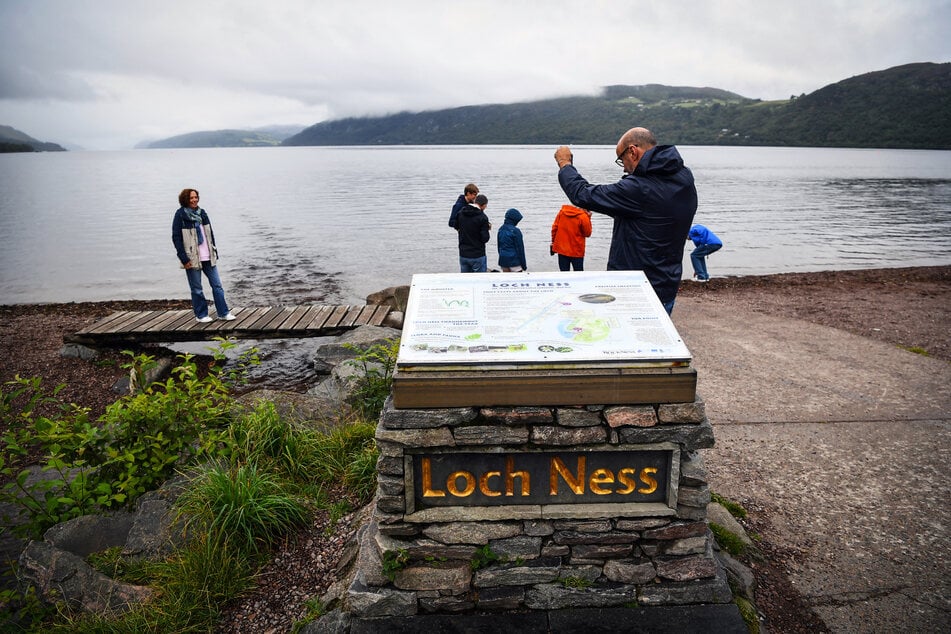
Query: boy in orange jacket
550 204 592 271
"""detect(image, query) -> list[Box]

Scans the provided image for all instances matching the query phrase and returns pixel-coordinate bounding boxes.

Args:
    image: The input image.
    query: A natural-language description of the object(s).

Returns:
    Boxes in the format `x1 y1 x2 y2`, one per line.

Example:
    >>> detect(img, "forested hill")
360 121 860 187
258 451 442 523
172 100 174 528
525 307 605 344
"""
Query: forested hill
283 62 951 149
0 125 66 152
140 125 305 149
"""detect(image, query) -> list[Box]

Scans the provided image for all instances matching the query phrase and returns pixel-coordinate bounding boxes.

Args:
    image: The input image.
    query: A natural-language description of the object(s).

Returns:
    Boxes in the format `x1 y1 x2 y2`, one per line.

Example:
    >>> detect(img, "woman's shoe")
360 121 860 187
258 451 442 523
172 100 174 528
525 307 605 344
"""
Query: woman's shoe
196 316 214 323
220 313 237 321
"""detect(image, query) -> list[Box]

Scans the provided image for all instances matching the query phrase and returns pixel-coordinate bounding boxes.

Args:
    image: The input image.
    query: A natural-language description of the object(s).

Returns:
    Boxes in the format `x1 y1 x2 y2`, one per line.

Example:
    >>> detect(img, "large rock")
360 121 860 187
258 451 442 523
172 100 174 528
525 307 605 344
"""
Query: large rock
365 286 410 312
17 476 187 615
19 540 154 614
312 325 402 371
44 512 135 557
239 388 351 427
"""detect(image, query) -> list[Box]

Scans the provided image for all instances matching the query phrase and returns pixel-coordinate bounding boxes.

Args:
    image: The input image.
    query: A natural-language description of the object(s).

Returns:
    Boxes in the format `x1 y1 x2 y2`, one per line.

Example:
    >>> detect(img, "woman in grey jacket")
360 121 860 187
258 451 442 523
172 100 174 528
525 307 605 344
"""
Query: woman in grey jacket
171 188 235 323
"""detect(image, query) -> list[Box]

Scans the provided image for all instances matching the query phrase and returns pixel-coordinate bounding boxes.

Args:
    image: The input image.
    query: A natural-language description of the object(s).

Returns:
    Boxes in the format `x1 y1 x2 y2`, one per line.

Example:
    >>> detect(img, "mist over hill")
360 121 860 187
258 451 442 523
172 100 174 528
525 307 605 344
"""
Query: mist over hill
139 125 305 149
14 63 946 152
283 63 951 150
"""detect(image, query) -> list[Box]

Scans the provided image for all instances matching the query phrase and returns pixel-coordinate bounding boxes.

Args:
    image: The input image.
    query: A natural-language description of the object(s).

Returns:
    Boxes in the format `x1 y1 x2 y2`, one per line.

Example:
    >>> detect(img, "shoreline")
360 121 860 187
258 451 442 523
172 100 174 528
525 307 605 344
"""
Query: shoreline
2 263 947 420
2 263 949 308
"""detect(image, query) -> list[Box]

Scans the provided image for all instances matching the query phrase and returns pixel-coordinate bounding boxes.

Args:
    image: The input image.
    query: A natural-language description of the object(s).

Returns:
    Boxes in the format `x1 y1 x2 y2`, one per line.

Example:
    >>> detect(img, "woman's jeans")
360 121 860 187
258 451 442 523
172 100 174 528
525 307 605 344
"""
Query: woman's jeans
557 254 584 271
186 261 230 318
690 244 722 280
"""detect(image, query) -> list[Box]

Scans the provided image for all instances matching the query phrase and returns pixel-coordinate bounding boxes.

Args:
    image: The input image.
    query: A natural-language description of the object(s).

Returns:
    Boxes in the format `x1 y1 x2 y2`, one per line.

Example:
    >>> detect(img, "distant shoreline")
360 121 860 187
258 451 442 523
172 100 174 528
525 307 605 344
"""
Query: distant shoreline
2 264 949 311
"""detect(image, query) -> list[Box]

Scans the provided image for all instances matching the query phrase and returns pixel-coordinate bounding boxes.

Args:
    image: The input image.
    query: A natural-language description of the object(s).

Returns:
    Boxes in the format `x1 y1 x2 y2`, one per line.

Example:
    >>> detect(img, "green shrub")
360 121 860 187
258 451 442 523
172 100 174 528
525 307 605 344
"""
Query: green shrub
292 597 328 633
1 342 387 632
0 583 56 631
735 596 761 633
344 442 380 501
52 534 255 633
227 402 378 504
0 347 246 538
344 338 399 421
309 422 378 487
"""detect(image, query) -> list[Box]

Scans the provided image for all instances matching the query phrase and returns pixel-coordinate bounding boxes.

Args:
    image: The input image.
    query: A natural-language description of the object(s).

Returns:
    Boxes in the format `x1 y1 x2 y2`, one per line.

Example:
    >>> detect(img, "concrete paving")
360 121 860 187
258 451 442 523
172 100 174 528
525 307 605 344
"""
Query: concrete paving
671 298 951 633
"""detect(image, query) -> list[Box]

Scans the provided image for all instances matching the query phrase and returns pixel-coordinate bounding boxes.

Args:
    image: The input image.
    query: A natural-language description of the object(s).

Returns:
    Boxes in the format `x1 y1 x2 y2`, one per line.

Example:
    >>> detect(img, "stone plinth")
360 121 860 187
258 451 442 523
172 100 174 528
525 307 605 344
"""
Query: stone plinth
344 394 731 618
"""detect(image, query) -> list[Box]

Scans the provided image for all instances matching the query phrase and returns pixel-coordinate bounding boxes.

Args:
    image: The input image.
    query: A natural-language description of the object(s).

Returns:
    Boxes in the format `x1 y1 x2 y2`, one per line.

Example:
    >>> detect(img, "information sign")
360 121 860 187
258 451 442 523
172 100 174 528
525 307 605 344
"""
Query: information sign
398 271 691 369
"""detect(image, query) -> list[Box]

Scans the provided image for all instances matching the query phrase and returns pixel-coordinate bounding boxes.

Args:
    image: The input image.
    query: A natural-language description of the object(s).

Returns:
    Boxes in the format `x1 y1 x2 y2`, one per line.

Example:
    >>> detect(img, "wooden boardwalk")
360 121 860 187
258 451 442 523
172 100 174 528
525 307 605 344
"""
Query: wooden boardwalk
65 304 394 347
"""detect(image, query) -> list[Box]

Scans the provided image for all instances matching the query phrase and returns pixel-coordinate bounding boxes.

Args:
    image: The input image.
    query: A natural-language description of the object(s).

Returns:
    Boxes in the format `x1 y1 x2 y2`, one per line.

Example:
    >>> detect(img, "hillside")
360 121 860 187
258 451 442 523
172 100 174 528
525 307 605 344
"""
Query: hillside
141 125 305 149
283 63 951 149
0 125 67 152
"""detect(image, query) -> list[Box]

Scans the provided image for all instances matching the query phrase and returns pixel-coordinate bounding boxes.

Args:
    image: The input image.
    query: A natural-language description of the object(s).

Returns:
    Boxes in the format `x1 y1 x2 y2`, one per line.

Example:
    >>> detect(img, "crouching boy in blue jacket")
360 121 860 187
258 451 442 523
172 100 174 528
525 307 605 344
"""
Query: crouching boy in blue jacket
687 224 722 282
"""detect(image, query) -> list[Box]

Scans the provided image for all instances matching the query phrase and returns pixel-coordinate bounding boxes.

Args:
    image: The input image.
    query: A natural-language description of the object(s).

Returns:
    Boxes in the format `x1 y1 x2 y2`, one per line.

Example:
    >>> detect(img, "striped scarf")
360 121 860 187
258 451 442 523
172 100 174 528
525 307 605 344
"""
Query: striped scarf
182 207 204 244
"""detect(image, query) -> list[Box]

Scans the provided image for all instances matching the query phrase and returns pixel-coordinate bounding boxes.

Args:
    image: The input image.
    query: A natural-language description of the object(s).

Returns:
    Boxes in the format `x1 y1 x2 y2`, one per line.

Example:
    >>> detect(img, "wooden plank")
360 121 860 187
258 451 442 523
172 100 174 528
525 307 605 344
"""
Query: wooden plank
351 305 375 326
246 307 285 330
129 310 180 332
290 306 327 332
145 310 192 332
77 310 130 334
228 307 270 329
68 303 384 347
259 306 296 331
391 367 697 409
202 308 254 333
83 311 138 334
365 305 392 327
186 315 231 332
103 311 162 334
275 305 313 330
338 305 365 328
323 304 351 329
162 311 204 332
301 305 335 330
144 309 194 332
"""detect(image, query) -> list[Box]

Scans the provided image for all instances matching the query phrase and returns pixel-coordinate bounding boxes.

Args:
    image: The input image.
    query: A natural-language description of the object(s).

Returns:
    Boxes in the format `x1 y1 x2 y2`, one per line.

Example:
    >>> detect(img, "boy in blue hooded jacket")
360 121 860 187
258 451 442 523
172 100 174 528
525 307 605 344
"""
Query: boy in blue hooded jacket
497 208 527 272
687 224 722 282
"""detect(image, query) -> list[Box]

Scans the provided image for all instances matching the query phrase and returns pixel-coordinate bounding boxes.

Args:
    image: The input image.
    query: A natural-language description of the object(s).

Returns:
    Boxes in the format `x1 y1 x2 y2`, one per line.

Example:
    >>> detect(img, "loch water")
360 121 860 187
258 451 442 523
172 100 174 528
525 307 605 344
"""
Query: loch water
1 144 950 306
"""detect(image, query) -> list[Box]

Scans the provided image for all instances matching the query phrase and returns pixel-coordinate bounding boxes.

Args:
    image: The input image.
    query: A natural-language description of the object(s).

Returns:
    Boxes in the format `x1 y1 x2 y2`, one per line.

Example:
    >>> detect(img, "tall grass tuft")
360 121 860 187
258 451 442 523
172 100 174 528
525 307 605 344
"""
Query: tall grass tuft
309 421 378 489
49 535 254 633
176 461 310 556
345 442 380 501
226 400 320 481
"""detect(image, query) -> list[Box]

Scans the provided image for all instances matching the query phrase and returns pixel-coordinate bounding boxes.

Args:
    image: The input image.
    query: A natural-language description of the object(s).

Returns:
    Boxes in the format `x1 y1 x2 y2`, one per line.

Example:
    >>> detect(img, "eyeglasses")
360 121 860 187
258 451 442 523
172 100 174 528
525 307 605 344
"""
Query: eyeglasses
615 146 632 167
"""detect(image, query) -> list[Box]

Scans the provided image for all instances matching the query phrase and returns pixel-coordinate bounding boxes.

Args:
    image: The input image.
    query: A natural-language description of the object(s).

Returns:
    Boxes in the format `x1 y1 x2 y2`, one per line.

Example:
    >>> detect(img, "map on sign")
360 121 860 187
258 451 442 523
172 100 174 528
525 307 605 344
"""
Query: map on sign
398 271 691 369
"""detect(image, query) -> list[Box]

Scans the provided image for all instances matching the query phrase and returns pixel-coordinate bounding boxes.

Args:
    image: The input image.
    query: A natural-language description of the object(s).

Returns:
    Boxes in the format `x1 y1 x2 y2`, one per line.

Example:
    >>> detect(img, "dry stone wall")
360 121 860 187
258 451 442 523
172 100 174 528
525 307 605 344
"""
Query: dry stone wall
347 394 732 617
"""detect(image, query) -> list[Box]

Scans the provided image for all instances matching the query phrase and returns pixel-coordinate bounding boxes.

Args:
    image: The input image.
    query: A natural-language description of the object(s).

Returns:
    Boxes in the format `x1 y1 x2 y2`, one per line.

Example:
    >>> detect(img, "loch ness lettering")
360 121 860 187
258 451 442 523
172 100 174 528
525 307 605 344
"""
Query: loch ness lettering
411 450 672 508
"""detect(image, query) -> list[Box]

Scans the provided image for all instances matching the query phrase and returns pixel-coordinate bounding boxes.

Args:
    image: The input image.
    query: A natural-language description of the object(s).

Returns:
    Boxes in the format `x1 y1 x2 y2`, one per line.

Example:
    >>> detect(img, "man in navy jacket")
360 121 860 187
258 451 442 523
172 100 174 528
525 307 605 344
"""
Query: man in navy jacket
554 127 697 314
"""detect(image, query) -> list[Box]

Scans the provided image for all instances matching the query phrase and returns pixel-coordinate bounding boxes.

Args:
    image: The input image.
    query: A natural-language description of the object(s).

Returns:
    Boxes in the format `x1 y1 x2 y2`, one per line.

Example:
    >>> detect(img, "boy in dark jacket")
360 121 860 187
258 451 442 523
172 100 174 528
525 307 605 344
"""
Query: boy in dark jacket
498 208 527 272
457 194 492 272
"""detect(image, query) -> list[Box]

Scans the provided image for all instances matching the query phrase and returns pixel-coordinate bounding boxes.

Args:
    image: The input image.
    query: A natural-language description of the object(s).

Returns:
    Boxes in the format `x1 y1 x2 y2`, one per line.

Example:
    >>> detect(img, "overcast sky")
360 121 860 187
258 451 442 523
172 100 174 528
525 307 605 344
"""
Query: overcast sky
2 0 949 150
